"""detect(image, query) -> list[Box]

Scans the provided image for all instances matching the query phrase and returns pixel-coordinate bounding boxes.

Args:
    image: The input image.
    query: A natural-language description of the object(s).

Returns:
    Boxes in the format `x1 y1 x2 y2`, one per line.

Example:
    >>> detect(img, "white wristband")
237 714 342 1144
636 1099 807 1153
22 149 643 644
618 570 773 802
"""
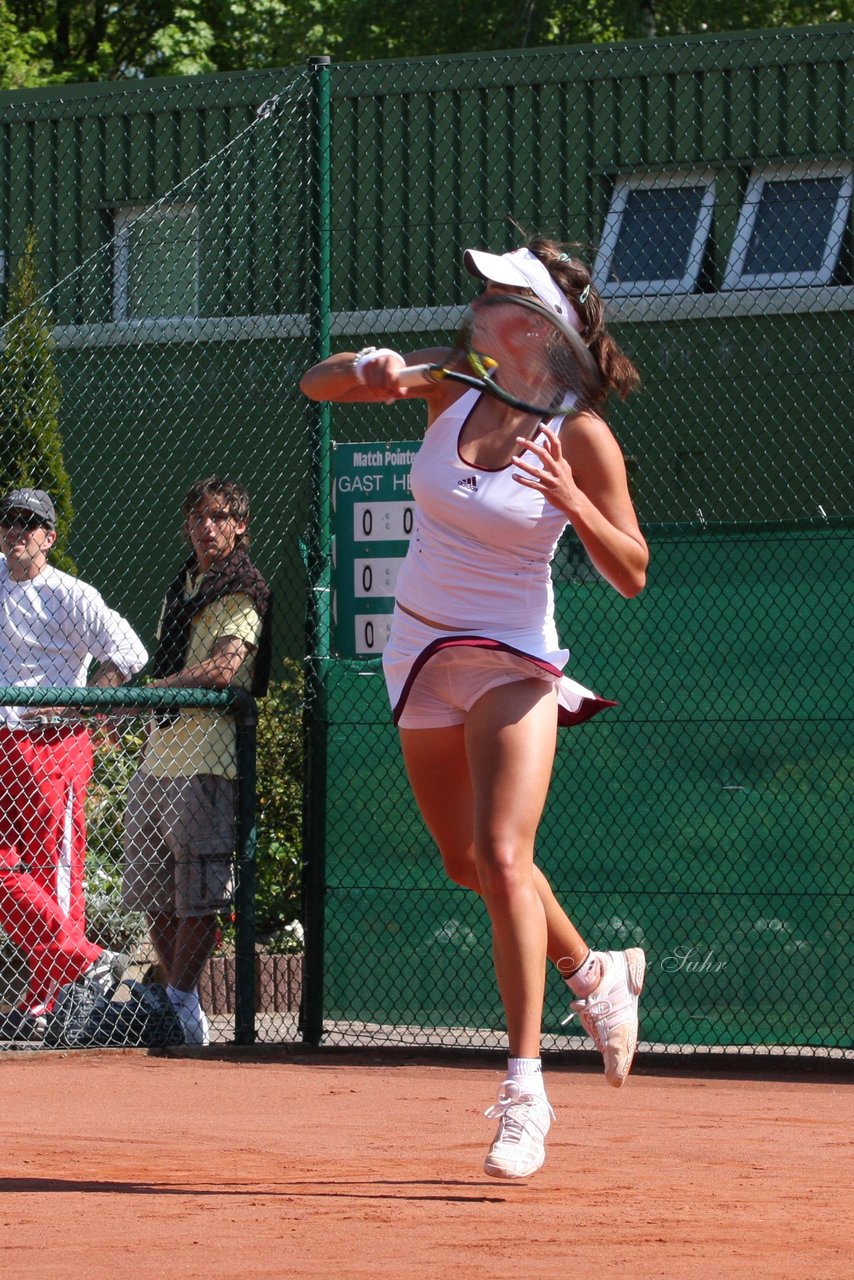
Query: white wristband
352 346 401 384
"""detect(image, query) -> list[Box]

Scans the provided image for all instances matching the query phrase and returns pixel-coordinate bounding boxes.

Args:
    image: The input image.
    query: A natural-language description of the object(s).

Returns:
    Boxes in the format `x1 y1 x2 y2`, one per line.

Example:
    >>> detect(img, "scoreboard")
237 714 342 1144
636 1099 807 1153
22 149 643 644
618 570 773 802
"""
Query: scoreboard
332 441 419 656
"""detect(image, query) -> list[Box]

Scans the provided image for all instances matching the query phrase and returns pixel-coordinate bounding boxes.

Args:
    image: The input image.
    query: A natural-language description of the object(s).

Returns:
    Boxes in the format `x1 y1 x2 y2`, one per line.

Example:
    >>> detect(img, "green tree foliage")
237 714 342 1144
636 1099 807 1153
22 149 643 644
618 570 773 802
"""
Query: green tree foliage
0 227 75 571
254 660 304 946
0 0 53 87
0 0 850 84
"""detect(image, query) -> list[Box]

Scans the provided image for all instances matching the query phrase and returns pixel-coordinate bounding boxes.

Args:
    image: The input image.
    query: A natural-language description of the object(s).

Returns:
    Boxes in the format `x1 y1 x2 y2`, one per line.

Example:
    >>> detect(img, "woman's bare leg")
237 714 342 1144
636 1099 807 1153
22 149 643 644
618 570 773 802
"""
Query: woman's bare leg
401 680 572 1057
401 685 644 1090
400 718 590 979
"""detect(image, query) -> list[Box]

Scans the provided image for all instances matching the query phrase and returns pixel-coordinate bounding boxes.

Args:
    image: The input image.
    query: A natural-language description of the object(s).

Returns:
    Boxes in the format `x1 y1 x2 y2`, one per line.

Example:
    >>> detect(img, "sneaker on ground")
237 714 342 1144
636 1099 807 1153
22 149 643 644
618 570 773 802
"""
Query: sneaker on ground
565 947 646 1087
483 1080 554 1180
0 1008 46 1042
169 994 210 1047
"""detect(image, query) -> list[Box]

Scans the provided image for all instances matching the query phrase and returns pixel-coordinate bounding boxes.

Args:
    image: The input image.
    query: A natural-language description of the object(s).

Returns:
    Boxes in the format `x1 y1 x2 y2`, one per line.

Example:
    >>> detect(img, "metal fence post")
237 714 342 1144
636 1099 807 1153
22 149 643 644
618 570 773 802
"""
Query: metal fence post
300 53 333 1047
232 690 259 1046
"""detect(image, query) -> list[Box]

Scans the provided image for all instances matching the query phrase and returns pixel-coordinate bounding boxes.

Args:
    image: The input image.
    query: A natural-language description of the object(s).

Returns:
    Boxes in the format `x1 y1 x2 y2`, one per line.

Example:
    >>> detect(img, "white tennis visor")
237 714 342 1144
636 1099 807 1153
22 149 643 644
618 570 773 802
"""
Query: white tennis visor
463 247 581 331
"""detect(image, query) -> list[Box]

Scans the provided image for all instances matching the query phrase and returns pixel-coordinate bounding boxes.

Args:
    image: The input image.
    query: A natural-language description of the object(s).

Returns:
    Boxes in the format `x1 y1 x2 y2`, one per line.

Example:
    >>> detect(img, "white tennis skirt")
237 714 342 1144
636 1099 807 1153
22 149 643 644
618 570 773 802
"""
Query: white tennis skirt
382 607 616 728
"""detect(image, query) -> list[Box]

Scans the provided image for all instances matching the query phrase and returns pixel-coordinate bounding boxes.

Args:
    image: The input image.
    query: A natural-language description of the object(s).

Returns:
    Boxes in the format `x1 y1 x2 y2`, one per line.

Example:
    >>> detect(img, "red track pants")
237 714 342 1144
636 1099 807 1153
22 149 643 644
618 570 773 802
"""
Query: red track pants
0 725 102 1010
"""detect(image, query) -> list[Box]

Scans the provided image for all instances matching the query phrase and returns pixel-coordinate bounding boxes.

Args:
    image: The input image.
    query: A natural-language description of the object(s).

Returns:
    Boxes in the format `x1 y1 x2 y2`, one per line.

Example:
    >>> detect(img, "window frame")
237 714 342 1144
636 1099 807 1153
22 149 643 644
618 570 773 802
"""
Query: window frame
112 203 200 322
723 161 853 291
593 170 717 298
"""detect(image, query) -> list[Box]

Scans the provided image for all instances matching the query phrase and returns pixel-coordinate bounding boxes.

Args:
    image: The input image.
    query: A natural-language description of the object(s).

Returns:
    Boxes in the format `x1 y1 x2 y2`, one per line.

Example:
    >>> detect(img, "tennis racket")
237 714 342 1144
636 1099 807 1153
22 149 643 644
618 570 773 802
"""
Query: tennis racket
398 294 601 418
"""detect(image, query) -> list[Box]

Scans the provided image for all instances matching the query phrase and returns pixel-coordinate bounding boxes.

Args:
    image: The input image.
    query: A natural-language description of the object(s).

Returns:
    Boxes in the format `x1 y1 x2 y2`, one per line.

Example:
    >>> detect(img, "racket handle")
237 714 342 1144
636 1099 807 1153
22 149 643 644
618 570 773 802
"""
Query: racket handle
396 363 445 387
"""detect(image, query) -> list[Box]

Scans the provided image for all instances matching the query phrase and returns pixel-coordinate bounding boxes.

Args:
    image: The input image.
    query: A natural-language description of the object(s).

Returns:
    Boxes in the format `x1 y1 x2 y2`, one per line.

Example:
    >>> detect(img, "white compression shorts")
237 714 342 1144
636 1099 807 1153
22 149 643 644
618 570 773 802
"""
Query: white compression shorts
382 607 615 730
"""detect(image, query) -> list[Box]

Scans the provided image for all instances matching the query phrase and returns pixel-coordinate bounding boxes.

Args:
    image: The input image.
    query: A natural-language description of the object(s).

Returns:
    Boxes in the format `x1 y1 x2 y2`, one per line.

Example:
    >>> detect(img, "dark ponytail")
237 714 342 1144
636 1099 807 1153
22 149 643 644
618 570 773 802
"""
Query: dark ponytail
526 234 641 404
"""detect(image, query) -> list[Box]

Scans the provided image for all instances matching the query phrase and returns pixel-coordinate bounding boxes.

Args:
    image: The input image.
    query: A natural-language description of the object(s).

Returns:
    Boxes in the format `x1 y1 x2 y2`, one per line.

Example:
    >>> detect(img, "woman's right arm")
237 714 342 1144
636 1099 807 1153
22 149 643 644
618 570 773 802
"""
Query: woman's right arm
300 347 451 404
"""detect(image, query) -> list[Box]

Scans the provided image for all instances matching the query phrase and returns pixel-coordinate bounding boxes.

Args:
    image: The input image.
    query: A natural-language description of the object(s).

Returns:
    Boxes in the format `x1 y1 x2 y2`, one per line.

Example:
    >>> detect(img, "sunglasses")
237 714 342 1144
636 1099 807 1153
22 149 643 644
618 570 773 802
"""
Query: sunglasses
0 512 51 532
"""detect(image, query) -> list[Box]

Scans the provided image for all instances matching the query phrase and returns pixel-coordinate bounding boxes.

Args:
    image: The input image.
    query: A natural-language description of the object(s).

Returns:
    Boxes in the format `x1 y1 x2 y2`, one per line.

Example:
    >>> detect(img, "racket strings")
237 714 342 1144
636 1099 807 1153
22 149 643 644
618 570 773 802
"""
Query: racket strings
467 298 592 416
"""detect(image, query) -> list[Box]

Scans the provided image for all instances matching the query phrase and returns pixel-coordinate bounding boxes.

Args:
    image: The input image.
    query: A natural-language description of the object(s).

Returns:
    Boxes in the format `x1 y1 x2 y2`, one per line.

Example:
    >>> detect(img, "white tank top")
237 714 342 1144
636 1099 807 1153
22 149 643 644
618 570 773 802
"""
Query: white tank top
394 390 570 633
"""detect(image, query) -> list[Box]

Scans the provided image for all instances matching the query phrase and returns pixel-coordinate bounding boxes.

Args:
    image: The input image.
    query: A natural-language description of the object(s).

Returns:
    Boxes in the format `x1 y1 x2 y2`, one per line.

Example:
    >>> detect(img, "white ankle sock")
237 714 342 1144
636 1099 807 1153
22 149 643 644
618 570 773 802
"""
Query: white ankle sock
506 1057 547 1098
563 950 605 997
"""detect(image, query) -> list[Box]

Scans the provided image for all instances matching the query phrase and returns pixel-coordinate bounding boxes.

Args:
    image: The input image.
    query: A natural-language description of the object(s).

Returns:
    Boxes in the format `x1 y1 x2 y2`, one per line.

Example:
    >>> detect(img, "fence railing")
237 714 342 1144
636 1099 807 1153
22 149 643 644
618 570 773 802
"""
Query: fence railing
0 686 259 1049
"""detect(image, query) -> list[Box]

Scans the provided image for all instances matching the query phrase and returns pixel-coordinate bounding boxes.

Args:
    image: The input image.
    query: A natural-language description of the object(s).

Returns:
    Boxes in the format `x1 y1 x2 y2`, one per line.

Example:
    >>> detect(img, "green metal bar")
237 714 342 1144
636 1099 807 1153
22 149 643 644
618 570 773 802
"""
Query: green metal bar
641 514 854 539
309 52 333 645
232 690 259 1047
300 54 333 1048
0 686 235 710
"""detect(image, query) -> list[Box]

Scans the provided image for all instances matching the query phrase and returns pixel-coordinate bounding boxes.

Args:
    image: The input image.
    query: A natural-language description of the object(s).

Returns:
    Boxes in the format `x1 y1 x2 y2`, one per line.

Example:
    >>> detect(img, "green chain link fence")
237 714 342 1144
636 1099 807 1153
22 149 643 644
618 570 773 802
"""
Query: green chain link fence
0 686 260 1047
1 25 851 1056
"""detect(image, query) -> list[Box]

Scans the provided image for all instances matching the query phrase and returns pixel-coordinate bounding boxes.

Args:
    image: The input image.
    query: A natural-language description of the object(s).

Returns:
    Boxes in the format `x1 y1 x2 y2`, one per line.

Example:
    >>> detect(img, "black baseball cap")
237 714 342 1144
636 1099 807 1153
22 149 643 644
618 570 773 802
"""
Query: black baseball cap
0 488 57 528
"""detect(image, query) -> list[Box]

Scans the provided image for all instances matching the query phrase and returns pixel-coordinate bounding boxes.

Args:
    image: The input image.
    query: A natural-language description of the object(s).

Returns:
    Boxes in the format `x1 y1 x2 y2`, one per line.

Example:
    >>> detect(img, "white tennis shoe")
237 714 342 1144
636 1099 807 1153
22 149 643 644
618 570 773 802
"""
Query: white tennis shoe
167 989 211 1046
565 947 646 1087
483 1080 554 1180
177 1004 210 1046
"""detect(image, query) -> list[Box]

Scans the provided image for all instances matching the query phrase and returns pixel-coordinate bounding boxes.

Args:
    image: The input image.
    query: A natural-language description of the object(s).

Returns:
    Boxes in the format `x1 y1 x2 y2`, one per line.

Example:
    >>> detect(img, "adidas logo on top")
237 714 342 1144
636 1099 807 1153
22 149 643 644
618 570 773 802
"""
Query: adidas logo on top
457 476 478 491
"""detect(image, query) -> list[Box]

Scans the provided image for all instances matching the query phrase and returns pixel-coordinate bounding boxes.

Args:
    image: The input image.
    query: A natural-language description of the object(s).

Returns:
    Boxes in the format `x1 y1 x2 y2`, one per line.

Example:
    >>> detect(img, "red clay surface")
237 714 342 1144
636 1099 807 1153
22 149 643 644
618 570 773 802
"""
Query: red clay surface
1 1050 851 1280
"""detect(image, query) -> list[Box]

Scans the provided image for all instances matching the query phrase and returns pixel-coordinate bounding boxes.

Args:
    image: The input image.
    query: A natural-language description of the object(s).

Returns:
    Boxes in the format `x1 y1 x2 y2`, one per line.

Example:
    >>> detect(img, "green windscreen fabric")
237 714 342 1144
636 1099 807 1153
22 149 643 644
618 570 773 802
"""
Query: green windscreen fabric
323 526 851 1049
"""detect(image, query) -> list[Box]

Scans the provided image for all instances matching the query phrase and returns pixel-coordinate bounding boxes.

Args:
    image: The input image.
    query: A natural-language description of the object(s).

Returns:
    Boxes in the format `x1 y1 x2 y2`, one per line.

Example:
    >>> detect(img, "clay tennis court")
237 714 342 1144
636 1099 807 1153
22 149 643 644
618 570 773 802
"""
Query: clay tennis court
1 1048 850 1279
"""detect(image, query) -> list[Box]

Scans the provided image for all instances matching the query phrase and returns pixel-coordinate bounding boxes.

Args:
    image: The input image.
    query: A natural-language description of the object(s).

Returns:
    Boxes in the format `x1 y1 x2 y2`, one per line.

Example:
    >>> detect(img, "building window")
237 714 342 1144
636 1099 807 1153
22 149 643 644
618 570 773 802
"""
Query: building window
593 171 716 297
723 163 852 290
112 204 199 321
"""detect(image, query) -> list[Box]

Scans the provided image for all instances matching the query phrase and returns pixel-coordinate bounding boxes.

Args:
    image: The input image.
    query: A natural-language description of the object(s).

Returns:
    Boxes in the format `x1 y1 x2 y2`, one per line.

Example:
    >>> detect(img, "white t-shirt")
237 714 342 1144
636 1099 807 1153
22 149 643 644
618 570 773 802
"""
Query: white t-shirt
0 558 148 728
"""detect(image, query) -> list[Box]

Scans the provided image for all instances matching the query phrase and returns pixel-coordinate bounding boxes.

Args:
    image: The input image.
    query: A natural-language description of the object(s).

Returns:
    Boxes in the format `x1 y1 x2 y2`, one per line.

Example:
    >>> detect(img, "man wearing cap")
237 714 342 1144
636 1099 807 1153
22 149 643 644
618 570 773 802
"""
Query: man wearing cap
0 487 148 1041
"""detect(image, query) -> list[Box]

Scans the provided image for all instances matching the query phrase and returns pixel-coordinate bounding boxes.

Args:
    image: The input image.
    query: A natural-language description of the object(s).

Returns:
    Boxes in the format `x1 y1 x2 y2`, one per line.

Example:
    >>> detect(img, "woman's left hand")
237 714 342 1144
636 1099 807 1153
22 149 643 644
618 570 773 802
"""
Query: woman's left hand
511 425 583 514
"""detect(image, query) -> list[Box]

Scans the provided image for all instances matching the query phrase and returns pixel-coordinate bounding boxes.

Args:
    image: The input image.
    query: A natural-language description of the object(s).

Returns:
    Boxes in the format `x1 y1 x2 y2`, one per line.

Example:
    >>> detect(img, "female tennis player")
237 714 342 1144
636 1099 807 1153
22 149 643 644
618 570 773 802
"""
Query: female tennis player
301 235 649 1180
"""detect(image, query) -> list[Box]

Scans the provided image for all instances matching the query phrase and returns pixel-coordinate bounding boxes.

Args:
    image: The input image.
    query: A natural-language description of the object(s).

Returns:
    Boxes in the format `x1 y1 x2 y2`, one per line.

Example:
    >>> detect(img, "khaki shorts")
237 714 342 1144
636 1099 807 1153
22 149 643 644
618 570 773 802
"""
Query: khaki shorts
122 773 236 918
